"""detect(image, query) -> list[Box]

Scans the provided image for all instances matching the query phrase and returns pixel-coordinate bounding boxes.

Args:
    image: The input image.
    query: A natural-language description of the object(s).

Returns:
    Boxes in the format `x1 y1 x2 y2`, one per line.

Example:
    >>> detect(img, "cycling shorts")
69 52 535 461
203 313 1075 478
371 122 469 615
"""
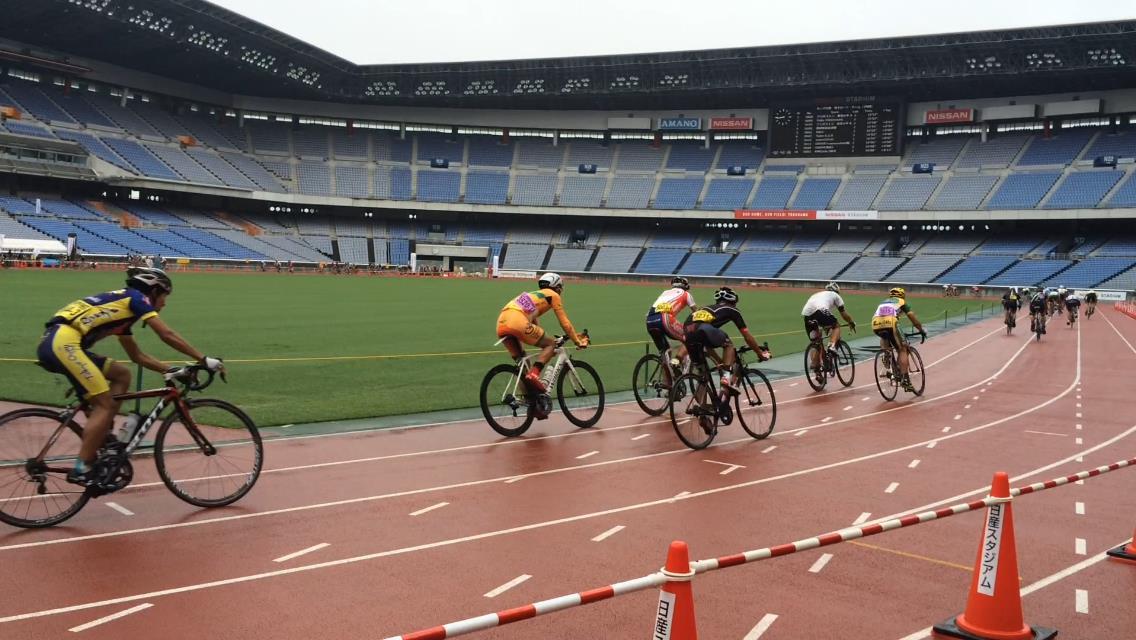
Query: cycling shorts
646 311 685 352
36 324 114 399
683 323 731 362
873 326 906 352
1002 300 1020 310
803 310 838 341
1065 299 1081 309
496 309 545 346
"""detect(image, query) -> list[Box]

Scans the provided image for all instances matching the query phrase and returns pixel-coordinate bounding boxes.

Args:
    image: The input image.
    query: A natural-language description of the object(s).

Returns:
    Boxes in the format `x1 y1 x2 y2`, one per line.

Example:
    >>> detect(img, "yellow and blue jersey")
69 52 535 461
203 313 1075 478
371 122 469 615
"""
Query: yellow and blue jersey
45 288 159 348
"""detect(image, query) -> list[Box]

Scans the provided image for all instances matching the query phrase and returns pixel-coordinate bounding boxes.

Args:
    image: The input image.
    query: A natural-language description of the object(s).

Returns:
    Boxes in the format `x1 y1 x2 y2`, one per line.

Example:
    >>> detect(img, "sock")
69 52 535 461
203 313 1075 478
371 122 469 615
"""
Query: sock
73 459 90 473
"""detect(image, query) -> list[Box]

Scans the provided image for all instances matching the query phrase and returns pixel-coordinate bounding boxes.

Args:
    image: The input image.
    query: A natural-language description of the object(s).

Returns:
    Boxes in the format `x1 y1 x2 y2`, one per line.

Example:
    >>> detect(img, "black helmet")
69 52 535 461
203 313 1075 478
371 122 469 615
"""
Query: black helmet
713 286 738 304
126 267 172 295
671 276 690 290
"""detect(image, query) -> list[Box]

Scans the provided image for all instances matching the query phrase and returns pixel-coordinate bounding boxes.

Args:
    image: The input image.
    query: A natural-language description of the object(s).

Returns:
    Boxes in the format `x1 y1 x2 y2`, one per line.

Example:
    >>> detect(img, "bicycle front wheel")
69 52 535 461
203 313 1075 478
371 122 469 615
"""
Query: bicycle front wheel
155 399 263 508
632 353 670 416
907 347 926 397
736 367 776 440
480 364 534 437
834 340 856 387
0 408 90 528
669 373 717 450
803 342 826 391
874 350 899 401
558 360 605 428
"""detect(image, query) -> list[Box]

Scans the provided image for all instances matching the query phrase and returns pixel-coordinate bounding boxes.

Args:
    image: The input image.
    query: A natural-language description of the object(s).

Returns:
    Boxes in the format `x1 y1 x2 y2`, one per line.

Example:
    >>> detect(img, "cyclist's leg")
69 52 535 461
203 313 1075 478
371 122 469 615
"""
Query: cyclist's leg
804 317 822 369
80 362 131 463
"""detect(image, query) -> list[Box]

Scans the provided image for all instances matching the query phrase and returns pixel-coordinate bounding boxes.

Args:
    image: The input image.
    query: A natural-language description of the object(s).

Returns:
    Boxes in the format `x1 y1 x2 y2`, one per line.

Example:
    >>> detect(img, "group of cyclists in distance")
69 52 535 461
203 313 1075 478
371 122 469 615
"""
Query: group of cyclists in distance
38 264 1099 487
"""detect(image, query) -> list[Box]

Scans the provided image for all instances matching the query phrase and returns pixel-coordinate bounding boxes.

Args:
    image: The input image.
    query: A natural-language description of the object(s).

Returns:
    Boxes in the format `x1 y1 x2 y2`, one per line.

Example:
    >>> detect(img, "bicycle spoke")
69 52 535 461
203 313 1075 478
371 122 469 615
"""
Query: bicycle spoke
155 400 262 508
0 409 89 528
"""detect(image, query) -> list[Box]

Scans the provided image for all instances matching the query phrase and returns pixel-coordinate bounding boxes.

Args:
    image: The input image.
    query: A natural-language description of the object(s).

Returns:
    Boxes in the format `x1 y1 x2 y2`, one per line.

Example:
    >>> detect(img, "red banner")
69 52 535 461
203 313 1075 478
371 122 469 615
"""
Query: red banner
734 210 816 220
710 117 753 131
925 108 974 124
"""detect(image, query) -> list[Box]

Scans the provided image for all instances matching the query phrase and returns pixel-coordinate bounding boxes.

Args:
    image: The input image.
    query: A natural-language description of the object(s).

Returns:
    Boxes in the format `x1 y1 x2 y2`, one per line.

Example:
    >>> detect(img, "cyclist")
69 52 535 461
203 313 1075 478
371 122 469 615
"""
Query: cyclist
1064 290 1083 325
1085 289 1098 318
1045 286 1062 316
496 272 588 396
1028 290 1048 335
871 287 927 393
1056 286 1069 315
1000 287 1021 329
646 276 697 369
801 282 857 379
36 267 224 486
683 286 769 391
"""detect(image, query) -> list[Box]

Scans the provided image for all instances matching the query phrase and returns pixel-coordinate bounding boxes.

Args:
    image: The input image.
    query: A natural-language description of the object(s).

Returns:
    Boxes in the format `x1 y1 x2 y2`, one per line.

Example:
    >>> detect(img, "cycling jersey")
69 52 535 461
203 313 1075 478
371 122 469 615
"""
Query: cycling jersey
1085 292 1098 303
44 288 159 349
646 287 695 350
801 291 845 317
1001 292 1021 308
1029 297 1046 313
649 287 696 317
685 303 747 330
871 296 910 330
498 288 580 345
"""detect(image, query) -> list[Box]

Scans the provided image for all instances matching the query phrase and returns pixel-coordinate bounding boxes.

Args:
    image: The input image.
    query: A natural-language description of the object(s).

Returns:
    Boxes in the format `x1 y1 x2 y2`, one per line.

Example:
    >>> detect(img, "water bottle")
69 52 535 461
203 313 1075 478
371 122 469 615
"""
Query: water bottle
117 413 142 443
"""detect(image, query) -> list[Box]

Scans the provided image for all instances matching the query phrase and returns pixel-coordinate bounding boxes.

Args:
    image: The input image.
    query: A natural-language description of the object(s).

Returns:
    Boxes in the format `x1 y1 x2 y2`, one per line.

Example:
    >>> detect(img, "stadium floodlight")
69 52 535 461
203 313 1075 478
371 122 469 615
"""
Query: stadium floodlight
128 8 174 35
513 79 546 94
365 81 399 97
464 80 498 96
415 80 449 96
68 0 112 12
1088 47 1125 66
562 77 591 93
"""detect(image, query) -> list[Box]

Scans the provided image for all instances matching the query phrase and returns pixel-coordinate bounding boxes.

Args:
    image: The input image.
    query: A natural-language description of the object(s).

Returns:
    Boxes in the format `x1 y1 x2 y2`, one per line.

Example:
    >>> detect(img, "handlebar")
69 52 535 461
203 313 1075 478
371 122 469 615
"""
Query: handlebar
903 331 927 344
166 364 225 392
554 328 589 349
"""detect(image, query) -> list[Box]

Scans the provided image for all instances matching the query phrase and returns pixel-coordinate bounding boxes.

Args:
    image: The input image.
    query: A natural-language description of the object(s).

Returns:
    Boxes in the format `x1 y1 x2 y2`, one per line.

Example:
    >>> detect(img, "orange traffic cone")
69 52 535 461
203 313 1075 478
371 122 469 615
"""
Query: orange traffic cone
653 540 698 640
1106 527 1136 563
933 472 1057 640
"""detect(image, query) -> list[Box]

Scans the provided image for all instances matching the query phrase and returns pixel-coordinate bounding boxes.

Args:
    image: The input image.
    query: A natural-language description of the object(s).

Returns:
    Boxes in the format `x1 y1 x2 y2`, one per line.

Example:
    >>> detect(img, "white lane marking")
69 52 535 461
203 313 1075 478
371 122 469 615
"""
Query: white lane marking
1075 589 1089 614
1076 424 1083 430
273 543 330 563
68 603 152 633
743 613 779 640
789 382 799 387
795 430 808 437
885 482 899 494
1075 437 1083 445
575 451 599 459
1024 430 1068 437
926 441 937 449
591 525 625 542
105 502 134 517
1076 479 1085 485
1076 456 1084 462
484 574 531 598
631 434 651 441
972 396 979 401
980 388 986 393
1075 538 1086 556
1101 311 1136 354
409 502 449 517
1076 412 1083 418
1076 395 1082 400
843 405 854 411
953 414 962 420
852 512 872 525
669 491 691 503
808 553 833 574
1076 403 1082 408
704 460 746 475
908 459 921 469
821 417 833 423
504 476 525 484
761 445 777 454
964 404 971 410
862 397 871 402
1075 502 1085 515
278 424 294 429
941 427 951 433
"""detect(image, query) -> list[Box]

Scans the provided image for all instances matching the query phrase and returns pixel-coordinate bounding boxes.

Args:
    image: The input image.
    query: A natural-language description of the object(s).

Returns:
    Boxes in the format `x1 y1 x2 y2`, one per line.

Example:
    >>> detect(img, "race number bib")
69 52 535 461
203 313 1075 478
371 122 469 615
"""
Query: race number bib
691 309 715 323
513 294 537 314
874 304 898 317
654 302 673 313
54 300 93 322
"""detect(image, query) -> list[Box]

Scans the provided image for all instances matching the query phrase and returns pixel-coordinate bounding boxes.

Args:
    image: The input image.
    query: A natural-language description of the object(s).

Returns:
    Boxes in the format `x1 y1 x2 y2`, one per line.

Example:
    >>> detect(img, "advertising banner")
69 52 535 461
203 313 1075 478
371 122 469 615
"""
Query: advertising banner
710 117 753 130
733 210 878 221
658 117 702 131
925 108 974 124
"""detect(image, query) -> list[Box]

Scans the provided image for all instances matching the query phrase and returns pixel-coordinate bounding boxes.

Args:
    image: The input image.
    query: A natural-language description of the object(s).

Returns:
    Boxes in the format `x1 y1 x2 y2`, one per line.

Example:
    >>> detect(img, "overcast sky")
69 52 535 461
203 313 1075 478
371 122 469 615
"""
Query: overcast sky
210 0 1132 65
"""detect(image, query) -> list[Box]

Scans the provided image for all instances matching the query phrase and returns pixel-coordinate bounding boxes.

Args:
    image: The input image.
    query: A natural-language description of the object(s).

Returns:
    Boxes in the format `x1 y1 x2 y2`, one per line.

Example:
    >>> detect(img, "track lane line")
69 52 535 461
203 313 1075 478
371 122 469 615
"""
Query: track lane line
67 603 152 633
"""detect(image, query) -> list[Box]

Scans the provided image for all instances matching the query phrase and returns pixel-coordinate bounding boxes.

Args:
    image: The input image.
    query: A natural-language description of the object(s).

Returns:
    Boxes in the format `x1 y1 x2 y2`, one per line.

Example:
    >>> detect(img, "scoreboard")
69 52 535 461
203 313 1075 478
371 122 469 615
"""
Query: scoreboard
768 99 902 157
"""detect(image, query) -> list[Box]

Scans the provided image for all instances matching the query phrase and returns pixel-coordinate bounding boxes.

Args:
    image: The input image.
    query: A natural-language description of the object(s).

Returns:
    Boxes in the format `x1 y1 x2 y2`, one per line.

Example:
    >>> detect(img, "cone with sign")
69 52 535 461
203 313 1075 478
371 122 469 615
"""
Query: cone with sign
1106 527 1136 563
933 472 1057 640
653 540 698 640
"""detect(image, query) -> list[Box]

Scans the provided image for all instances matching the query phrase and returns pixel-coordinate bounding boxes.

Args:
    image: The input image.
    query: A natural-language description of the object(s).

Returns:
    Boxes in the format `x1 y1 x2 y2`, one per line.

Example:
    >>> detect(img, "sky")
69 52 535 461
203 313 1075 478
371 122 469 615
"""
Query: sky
209 0 1133 65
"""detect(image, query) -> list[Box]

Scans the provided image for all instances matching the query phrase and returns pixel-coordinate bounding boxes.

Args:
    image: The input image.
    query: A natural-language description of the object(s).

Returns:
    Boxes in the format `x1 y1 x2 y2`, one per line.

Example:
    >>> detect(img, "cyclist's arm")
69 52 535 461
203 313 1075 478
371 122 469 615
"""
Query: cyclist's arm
738 327 762 352
904 311 925 334
118 335 171 374
837 306 856 329
548 295 583 344
144 316 207 363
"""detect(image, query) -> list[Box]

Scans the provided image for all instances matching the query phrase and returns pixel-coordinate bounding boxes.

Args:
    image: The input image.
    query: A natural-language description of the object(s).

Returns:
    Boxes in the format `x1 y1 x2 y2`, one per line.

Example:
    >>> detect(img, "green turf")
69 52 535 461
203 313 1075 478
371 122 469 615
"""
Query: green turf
0 270 992 426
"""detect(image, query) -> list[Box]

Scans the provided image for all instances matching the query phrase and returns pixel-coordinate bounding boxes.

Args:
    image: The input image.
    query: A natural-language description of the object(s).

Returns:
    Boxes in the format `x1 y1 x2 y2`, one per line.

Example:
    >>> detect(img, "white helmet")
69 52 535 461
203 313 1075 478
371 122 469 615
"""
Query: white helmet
825 282 840 293
538 272 563 290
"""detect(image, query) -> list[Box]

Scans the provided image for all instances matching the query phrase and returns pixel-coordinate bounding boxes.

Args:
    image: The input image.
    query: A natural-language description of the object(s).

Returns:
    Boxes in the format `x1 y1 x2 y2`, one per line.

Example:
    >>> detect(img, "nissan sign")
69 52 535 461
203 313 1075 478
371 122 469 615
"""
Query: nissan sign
658 117 702 131
710 117 753 131
925 108 974 124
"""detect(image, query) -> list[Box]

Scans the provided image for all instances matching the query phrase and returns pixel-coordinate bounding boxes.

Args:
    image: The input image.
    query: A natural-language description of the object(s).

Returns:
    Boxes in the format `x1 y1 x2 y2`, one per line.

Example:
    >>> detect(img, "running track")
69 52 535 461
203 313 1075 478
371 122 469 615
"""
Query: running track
2 310 1135 639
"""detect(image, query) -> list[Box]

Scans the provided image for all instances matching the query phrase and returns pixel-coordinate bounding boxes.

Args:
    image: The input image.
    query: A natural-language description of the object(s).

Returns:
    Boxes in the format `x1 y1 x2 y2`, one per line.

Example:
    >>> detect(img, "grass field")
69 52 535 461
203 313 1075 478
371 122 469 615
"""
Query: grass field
1 270 991 426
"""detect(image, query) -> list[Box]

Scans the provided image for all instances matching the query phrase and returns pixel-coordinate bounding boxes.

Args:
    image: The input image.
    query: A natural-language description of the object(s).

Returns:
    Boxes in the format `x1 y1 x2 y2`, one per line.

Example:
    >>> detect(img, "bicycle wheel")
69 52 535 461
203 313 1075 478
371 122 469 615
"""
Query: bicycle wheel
0 408 90 528
834 340 856 387
632 353 670 416
480 364 534 437
154 399 263 508
669 373 718 450
803 342 826 391
874 350 899 401
557 360 605 428
736 367 776 440
907 347 926 397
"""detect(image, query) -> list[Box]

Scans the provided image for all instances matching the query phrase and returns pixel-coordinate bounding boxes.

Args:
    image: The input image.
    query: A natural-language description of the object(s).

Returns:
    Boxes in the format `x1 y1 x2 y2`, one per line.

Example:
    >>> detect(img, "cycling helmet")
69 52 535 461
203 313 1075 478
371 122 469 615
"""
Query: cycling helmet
889 287 906 298
537 272 563 290
825 282 840 293
671 276 690 290
125 267 172 295
714 286 739 304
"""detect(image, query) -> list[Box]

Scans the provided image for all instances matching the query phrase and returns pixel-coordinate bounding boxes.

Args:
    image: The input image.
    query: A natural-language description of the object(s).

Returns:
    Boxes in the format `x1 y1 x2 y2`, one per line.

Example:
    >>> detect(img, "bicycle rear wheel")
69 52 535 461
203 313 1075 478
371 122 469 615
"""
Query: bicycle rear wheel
834 340 856 387
874 350 899 401
480 364 534 437
0 408 90 528
907 347 926 397
631 353 670 416
154 399 263 508
558 360 605 428
803 342 827 391
736 367 776 440
669 373 717 450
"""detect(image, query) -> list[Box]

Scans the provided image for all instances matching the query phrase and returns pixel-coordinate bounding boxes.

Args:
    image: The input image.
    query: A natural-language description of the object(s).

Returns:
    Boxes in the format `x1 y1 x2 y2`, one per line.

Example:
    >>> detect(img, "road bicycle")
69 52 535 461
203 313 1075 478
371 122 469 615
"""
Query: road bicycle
668 345 776 450
1030 309 1047 342
803 325 855 391
479 330 604 437
1066 303 1080 327
873 331 927 402
1003 303 1020 335
631 345 694 417
0 365 262 529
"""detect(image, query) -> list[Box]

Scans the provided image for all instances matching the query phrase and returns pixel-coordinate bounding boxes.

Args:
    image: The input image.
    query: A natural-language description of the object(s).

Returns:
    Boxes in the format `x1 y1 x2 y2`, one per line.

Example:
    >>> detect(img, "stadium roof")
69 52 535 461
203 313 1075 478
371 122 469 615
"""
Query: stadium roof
1 1 1134 109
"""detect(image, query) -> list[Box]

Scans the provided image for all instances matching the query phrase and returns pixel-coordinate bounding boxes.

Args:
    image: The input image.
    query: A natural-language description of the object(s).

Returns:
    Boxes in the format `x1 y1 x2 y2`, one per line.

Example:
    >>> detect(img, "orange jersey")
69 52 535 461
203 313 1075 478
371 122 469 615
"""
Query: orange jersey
501 288 580 342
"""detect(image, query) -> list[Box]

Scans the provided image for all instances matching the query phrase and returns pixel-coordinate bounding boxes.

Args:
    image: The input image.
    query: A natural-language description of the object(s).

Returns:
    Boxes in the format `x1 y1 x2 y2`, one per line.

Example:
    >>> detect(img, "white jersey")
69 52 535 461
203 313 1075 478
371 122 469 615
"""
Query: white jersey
802 291 845 316
1066 293 1082 303
651 288 696 316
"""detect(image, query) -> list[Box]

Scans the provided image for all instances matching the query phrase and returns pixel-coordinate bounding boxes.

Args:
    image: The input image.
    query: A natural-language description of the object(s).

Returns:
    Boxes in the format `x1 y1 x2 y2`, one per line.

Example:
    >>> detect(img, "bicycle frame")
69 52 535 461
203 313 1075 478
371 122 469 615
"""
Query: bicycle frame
514 344 577 394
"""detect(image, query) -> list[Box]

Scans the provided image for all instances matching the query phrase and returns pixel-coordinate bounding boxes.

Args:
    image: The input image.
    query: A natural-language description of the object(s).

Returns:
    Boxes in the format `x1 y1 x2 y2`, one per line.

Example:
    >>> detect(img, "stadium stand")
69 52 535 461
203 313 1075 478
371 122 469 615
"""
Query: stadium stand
927 175 999 210
465 172 509 205
606 176 655 209
680 252 732 276
888 255 961 283
955 135 1029 169
560 176 606 208
665 143 715 171
903 135 968 169
653 178 703 209
876 177 941 210
839 256 905 282
790 178 840 210
750 177 797 209
1043 170 1123 208
1016 130 1094 167
986 172 1062 209
722 252 794 278
512 174 558 206
935 255 1017 284
590 246 642 273
546 247 594 271
831 176 886 210
634 248 688 274
699 179 754 210
715 143 764 170
417 170 461 202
